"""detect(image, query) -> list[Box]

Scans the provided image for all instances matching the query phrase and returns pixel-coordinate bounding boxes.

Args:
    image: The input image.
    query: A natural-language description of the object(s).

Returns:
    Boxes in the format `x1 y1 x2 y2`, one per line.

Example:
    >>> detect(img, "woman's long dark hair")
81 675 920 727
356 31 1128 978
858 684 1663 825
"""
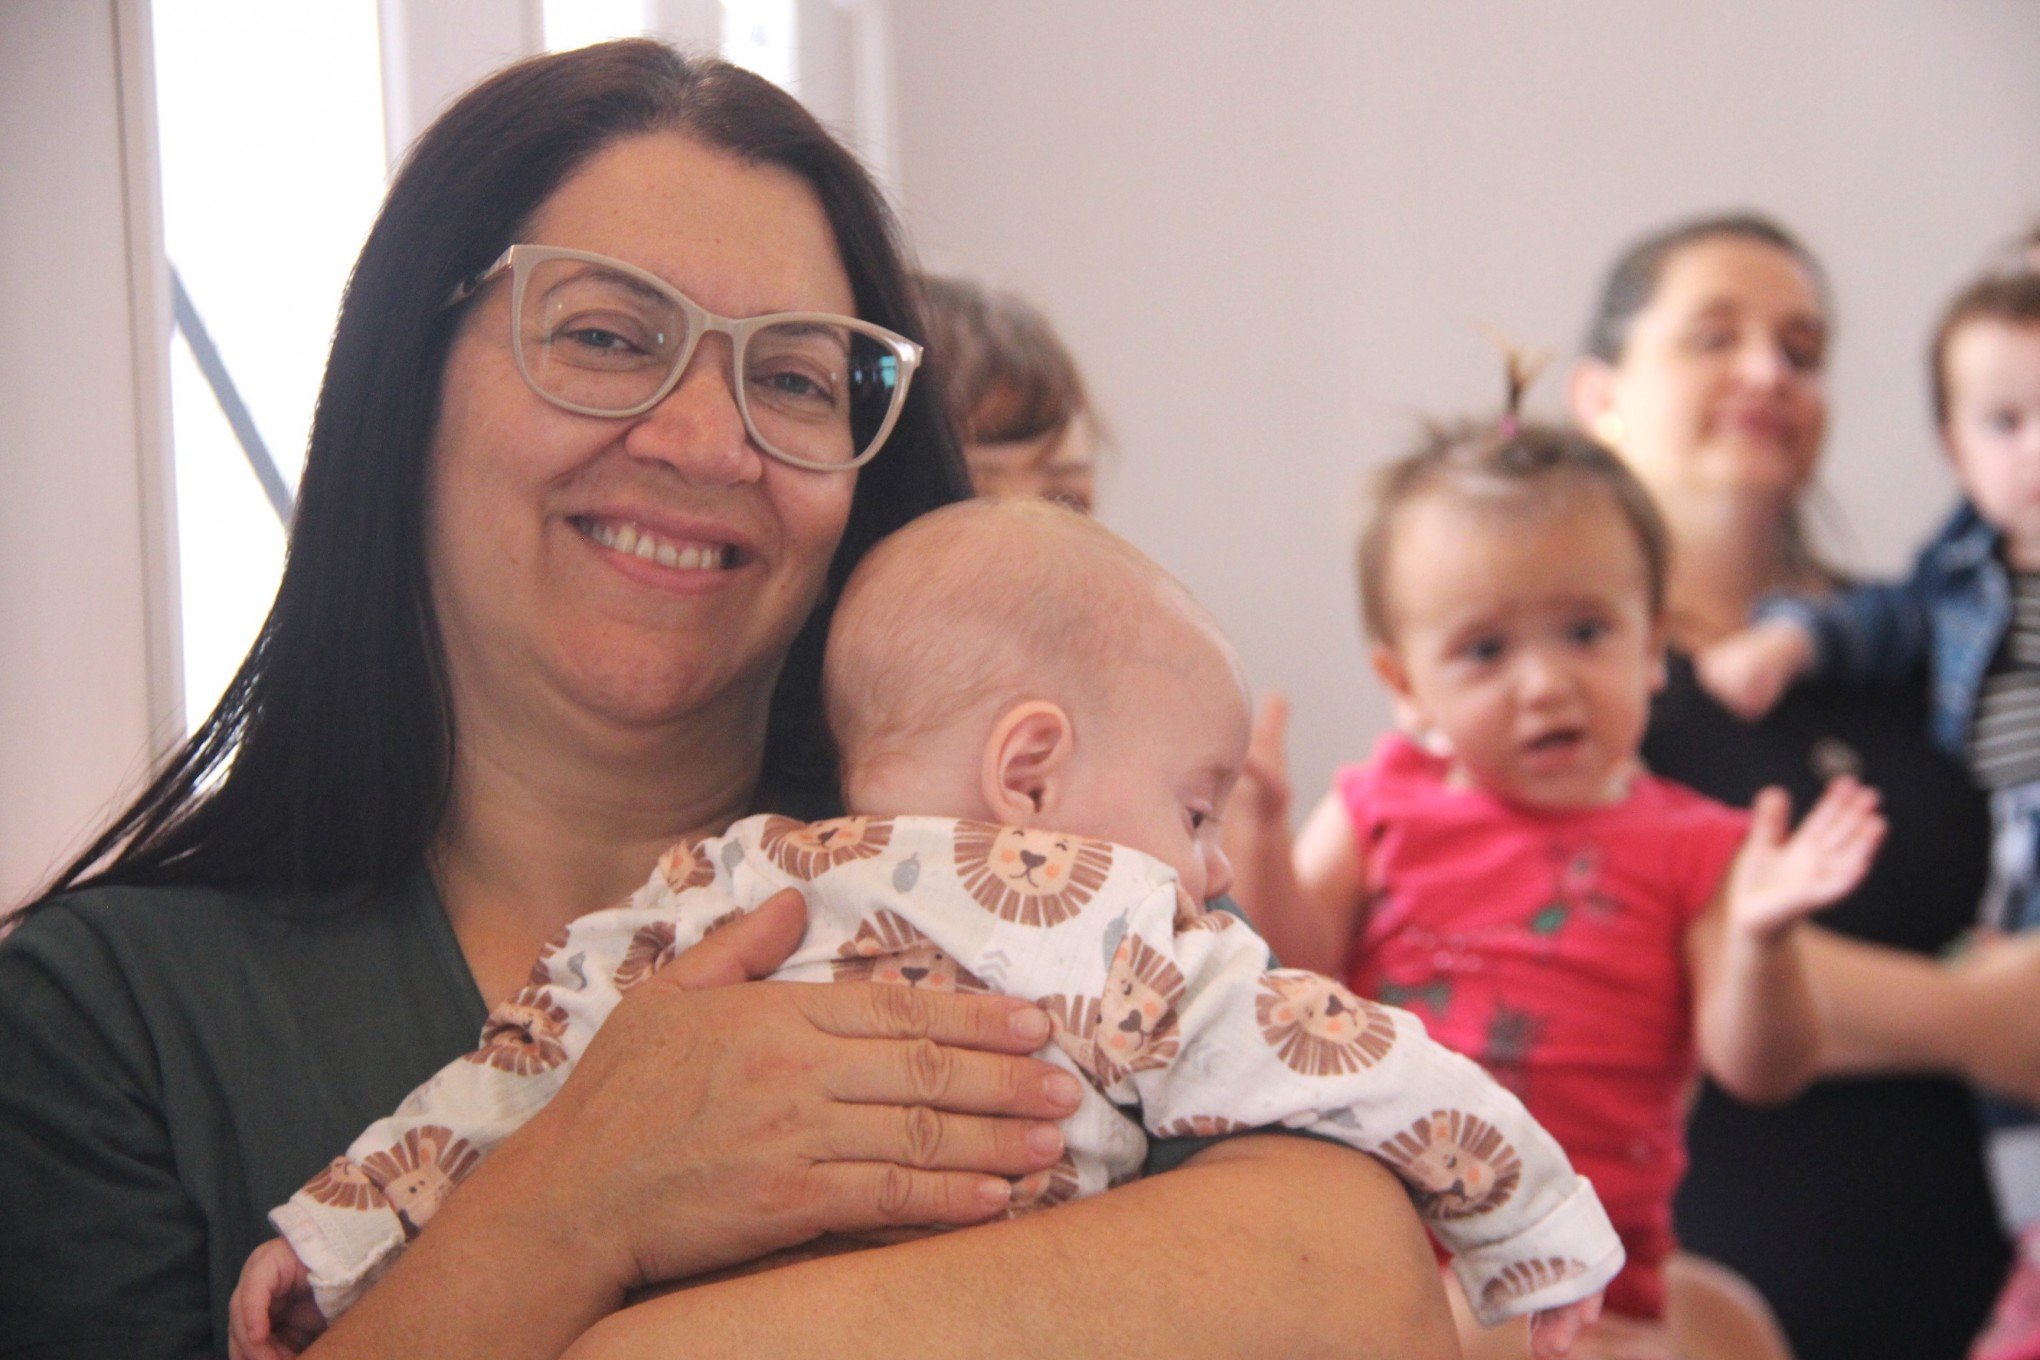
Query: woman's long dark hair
29 42 966 909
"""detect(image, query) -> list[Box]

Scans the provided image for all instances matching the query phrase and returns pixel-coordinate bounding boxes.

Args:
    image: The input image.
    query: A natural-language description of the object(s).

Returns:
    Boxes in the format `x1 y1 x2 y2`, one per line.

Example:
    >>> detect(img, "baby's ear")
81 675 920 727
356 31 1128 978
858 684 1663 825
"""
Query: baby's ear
982 701 1076 822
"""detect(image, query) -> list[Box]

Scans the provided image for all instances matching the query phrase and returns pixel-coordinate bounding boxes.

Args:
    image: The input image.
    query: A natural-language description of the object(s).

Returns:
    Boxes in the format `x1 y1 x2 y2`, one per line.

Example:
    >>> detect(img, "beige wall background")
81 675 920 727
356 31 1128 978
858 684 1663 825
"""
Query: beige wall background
887 0 2040 818
6 4 2040 904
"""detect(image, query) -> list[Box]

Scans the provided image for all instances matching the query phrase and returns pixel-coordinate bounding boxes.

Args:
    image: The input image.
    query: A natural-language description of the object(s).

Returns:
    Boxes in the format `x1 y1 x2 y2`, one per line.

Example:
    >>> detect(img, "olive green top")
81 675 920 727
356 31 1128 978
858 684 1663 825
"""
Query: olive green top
0 874 1239 1357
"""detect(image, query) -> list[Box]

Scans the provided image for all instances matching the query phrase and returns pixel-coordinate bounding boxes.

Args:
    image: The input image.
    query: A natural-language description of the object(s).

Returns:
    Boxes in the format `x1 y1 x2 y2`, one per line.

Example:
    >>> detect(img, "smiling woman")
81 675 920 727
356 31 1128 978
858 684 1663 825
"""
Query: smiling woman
0 40 1451 1360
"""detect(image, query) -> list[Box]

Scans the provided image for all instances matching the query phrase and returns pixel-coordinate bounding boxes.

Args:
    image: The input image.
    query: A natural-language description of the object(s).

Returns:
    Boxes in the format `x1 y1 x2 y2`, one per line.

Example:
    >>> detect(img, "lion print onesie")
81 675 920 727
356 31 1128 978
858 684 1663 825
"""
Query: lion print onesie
271 815 1623 1326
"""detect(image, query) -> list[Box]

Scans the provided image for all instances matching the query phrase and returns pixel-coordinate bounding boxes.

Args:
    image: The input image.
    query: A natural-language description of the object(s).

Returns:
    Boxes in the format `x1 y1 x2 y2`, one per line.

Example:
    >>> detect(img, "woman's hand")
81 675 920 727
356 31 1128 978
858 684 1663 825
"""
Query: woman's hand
1694 619 1816 722
311 889 1081 1360
502 887 1083 1295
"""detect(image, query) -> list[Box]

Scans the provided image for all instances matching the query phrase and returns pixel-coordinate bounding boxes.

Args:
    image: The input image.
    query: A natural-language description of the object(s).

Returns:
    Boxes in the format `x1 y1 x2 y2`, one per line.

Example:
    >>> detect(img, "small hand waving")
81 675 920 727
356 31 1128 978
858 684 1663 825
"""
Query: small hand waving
1727 777 1885 941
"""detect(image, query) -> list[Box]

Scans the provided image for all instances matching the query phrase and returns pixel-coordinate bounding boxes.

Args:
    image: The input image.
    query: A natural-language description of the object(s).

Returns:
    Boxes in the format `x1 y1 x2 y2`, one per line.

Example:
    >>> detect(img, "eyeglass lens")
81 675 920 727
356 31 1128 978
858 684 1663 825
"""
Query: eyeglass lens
518 255 904 465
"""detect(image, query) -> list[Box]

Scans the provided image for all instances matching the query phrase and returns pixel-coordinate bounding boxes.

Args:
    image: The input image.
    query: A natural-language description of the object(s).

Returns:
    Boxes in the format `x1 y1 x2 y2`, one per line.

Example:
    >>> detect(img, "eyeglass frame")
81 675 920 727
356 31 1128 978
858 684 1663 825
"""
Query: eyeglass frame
446 243 924 472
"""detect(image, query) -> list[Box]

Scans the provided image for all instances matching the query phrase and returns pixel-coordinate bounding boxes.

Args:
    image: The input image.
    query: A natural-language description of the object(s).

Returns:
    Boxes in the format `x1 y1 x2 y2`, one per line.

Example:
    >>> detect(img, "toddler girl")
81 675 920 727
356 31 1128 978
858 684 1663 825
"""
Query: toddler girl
1236 416 1884 1358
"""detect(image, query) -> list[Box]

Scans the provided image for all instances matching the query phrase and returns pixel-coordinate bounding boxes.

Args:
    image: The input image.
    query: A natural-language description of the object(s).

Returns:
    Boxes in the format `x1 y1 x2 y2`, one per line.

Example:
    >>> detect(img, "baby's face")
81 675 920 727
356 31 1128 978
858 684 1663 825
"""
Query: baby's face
1050 626 1251 904
1379 490 1663 811
1944 319 2040 563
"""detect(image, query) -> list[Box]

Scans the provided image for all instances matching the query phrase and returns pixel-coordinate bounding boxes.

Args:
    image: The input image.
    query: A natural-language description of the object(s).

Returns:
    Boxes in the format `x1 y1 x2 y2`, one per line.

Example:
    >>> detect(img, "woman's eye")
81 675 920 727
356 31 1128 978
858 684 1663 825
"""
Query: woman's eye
1781 338 1824 373
566 327 636 354
750 364 838 409
1684 326 1735 353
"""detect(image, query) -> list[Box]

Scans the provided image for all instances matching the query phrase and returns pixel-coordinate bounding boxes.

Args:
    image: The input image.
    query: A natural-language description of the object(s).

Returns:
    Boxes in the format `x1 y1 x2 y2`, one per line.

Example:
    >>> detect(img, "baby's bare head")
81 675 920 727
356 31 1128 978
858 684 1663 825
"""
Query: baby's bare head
824 499 1238 804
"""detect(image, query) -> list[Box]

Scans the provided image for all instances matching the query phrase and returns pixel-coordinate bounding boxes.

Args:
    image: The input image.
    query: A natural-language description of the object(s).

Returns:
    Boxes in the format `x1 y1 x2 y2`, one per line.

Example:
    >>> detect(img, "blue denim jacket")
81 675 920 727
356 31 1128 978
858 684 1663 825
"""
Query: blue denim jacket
1756 500 2008 760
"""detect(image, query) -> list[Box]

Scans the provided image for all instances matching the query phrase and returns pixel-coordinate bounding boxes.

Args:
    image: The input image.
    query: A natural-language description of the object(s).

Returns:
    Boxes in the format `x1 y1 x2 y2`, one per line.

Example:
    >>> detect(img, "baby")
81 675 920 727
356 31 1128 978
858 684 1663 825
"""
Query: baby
1233 419 1885 1358
1698 268 2040 1360
232 498 1623 1359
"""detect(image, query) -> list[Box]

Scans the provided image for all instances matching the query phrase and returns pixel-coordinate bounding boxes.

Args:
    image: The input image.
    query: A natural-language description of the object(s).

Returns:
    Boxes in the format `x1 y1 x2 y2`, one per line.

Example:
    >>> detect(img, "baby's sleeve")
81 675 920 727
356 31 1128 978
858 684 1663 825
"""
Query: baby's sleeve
269 835 744 1321
1106 906 1624 1328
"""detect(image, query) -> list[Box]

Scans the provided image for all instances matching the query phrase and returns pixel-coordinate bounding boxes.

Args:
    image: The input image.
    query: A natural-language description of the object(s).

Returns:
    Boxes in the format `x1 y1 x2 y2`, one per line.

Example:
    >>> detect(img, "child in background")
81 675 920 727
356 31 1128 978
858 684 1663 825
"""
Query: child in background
917 272 1103 513
1233 416 1885 1359
1698 270 2040 1360
232 499 1625 1360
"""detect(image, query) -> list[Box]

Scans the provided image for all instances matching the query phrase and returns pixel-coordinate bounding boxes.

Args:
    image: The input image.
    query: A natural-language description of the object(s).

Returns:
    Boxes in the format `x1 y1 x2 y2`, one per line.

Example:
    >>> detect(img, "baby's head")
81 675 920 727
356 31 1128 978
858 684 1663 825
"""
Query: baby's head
1358 420 1670 810
1929 271 2040 563
823 499 1249 902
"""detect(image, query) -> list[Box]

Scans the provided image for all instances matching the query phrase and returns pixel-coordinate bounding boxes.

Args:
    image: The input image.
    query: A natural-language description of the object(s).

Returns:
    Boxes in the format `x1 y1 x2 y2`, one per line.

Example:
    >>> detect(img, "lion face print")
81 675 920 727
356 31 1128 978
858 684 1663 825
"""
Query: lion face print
1481 1258 1588 1312
302 1156 382 1213
1255 971 1398 1076
359 1125 481 1239
527 925 573 987
465 986 570 1076
830 910 989 992
1153 1115 1252 1139
1092 935 1185 1081
759 815 893 881
656 838 715 894
611 921 678 992
1380 1110 1523 1220
953 822 1114 927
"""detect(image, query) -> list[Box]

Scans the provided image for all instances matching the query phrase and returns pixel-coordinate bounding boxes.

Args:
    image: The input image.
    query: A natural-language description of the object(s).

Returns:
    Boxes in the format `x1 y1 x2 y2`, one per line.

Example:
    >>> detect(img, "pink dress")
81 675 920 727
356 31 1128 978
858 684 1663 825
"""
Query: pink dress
1340 735 1748 1319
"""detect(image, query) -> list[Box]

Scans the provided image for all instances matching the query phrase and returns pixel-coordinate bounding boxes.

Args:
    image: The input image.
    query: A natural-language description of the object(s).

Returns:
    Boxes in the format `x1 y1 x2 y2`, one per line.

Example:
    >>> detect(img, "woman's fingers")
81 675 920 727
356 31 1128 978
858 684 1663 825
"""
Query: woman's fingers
799 1161 1019 1231
819 1101 1066 1176
656 887 809 989
820 1030 1085 1120
800 974 1058 1055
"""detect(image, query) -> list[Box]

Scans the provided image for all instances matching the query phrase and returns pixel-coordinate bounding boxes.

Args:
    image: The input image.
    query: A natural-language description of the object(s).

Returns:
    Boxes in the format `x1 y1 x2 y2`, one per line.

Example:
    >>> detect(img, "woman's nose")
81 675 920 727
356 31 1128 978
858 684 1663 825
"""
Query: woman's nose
620 338 764 485
1735 337 1794 390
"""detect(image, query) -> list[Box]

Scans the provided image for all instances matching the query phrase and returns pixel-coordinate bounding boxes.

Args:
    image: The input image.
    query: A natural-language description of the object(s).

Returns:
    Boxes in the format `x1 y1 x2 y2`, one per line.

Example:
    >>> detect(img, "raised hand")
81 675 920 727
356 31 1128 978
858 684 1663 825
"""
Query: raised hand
1726 778 1884 941
1236 691 1293 830
1694 619 1816 722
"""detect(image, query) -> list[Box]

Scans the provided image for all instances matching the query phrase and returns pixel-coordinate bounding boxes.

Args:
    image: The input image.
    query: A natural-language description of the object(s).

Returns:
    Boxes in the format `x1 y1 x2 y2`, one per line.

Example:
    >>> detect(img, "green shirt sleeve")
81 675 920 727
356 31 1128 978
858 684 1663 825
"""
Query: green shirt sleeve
0 875 486 1359
0 902 215 1358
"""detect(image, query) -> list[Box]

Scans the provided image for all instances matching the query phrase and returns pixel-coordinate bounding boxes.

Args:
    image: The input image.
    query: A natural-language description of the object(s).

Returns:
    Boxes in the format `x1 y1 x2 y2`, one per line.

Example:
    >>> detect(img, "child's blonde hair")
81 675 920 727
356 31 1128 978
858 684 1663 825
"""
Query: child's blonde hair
1357 419 1670 643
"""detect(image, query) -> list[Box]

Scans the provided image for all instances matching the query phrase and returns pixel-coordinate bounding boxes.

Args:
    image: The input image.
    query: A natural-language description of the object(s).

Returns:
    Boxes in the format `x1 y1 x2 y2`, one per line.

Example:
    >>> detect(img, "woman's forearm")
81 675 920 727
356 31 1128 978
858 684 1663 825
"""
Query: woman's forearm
1803 924 2040 1104
565 1134 1459 1360
306 1129 628 1360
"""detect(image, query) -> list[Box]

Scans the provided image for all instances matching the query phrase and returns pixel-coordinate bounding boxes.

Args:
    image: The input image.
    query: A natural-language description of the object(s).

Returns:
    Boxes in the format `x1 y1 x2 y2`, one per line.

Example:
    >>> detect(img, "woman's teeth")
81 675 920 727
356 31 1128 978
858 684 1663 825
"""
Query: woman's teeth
581 519 730 569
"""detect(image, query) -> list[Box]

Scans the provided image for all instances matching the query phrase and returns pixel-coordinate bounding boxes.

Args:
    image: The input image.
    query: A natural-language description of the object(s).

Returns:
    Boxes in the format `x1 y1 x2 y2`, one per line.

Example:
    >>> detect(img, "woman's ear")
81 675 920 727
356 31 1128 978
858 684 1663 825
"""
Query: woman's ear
1568 358 1621 444
981 701 1076 823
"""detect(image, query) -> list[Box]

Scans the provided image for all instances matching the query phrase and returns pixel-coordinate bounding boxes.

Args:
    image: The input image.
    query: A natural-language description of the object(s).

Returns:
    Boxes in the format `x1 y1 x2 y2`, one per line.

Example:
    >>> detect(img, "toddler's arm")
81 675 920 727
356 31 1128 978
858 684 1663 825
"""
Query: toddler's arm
1694 617 1816 721
1087 899 1621 1332
1690 778 1885 1104
1223 694 1375 974
268 840 740 1322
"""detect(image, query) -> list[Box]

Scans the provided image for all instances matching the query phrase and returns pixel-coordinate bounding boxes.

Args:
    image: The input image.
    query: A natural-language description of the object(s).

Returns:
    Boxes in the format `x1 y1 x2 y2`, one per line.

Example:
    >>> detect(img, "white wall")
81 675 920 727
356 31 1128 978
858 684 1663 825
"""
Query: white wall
888 0 2040 819
0 1 177 908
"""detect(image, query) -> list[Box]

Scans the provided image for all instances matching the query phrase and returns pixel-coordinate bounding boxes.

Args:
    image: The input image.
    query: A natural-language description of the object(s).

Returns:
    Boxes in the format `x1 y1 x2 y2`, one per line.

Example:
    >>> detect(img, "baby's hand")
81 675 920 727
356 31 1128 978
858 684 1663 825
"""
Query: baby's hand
228 1237 327 1360
1695 619 1816 721
1726 778 1885 941
1529 1292 1604 1358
